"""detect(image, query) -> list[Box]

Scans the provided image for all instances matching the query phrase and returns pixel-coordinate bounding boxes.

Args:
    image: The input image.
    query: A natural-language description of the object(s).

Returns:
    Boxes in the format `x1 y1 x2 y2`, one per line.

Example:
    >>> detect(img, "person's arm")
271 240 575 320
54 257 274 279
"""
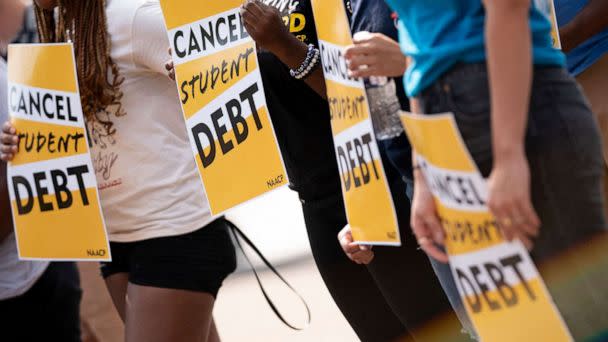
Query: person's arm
482 0 540 249
559 0 608 52
241 1 326 99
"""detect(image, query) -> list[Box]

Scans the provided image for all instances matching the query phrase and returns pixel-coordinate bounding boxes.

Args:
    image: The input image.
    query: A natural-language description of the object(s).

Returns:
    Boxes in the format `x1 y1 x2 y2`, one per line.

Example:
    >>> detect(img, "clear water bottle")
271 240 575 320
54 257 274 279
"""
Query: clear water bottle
365 77 404 141
351 31 404 140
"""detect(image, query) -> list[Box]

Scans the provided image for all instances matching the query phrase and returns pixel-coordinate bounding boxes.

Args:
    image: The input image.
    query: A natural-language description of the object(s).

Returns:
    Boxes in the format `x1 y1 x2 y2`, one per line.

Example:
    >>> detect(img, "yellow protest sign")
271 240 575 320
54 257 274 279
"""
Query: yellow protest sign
311 0 400 245
159 0 288 215
401 113 572 341
7 44 110 261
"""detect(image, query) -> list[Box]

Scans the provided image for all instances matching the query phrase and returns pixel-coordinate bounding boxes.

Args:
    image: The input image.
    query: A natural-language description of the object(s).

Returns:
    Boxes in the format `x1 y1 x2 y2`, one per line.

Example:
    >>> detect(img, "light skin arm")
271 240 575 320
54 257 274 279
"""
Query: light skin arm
559 0 608 53
482 0 540 248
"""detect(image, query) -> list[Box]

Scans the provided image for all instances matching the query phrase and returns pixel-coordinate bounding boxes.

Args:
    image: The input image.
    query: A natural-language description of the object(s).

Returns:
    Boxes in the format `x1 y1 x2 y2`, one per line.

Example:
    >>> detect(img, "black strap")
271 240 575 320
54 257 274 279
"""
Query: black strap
225 219 311 331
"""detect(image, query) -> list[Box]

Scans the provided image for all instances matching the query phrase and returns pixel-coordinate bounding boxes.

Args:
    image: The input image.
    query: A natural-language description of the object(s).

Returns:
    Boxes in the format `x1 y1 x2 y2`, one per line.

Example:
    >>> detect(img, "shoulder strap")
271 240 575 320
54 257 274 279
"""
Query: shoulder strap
225 219 311 331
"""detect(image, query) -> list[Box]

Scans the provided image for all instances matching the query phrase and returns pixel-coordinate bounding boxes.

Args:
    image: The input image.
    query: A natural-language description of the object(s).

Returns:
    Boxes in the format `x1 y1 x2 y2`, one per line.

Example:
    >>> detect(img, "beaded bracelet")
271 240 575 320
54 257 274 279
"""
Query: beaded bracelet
294 48 320 80
290 44 320 80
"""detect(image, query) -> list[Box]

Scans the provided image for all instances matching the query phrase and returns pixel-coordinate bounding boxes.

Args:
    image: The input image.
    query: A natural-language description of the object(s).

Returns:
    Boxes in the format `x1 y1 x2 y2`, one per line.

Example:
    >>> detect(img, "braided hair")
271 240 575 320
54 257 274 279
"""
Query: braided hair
34 0 124 137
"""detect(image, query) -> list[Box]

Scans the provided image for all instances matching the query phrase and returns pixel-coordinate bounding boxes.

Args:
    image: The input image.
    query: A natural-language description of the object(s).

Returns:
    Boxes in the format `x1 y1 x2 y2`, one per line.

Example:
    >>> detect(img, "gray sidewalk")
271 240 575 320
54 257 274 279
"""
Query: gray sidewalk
214 258 360 342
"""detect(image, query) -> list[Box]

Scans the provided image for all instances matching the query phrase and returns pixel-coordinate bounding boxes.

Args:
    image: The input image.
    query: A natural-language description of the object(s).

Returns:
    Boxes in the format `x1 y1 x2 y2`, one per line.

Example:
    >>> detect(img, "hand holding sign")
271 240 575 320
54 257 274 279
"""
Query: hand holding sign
338 225 375 265
487 152 540 250
344 31 408 79
411 169 448 263
240 0 290 54
0 122 18 161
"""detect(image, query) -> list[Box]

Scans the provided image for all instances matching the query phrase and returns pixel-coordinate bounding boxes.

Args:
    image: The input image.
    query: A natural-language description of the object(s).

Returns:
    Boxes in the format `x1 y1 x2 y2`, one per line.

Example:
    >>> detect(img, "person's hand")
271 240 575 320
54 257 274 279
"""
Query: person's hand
487 153 540 250
338 225 374 265
344 31 407 78
165 48 175 80
240 0 291 54
1 121 18 162
411 171 448 263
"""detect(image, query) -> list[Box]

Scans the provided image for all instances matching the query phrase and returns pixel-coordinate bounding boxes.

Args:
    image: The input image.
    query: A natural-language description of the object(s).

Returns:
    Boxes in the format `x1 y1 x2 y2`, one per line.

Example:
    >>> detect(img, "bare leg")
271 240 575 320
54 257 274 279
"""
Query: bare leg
104 273 129 322
125 284 215 342
207 318 221 342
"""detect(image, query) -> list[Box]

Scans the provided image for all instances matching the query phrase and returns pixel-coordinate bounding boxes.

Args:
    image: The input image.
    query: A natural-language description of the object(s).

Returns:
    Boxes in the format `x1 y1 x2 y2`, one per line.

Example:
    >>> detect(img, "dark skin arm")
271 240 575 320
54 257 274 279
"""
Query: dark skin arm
0 160 12 242
241 0 327 99
559 0 608 52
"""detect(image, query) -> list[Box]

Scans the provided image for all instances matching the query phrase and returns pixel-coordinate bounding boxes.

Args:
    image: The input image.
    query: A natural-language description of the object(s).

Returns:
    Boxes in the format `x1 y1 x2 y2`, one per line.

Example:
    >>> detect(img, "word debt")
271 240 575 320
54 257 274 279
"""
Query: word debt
12 165 91 215
456 254 537 314
173 11 249 59
191 82 262 168
336 133 380 191
9 86 78 122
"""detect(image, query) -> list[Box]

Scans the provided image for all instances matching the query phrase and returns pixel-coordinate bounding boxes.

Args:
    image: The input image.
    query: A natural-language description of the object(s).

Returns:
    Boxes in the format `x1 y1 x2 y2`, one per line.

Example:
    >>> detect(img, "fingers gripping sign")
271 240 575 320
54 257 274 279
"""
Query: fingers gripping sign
240 0 289 53
0 121 19 161
487 153 540 251
338 225 375 265
410 169 448 263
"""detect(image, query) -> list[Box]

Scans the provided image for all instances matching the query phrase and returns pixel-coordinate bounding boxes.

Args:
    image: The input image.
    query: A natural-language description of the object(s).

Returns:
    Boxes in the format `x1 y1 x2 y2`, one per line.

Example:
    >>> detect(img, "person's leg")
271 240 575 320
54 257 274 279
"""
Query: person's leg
0 262 82 342
576 53 608 217
124 218 236 342
43 262 83 342
524 69 608 340
301 195 411 342
104 273 129 321
78 262 125 341
207 318 221 342
428 64 608 340
125 284 215 342
100 241 132 322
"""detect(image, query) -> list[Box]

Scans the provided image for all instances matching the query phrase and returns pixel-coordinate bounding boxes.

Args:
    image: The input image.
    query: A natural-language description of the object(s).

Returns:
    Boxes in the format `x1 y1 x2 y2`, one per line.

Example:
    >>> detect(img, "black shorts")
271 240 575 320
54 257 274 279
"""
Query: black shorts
100 218 237 298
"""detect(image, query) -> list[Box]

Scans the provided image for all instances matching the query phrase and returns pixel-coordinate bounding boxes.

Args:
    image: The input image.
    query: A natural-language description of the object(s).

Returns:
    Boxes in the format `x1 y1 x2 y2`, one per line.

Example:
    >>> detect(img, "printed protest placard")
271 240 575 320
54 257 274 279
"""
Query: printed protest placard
160 0 288 215
7 43 110 261
311 0 400 245
401 113 572 341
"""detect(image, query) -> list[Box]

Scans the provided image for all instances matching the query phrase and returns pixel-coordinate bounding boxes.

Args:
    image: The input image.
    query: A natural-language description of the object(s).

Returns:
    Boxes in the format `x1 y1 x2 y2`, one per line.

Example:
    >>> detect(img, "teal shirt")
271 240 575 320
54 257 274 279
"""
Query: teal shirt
385 0 566 96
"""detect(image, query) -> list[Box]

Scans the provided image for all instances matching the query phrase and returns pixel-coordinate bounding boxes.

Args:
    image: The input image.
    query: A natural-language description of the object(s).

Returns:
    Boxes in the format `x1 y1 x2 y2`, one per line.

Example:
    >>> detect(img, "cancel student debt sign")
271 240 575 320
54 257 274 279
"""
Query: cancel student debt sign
7 44 110 261
160 1 288 214
401 113 572 341
311 0 400 245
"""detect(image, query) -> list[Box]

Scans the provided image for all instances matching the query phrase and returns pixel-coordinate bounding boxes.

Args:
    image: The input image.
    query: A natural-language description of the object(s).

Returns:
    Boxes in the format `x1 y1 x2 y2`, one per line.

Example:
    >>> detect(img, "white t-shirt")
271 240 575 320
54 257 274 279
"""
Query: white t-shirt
95 0 213 242
0 59 49 300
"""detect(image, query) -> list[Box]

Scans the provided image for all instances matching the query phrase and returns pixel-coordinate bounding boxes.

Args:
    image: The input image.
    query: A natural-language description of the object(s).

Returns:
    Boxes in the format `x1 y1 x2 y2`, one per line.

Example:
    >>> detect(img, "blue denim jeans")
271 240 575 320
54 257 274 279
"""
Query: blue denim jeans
416 63 608 340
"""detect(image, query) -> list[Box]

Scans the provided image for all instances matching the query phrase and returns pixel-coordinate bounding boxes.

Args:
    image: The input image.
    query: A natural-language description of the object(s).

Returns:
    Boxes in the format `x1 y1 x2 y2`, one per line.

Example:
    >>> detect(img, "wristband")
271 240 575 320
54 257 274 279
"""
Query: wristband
290 44 320 80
